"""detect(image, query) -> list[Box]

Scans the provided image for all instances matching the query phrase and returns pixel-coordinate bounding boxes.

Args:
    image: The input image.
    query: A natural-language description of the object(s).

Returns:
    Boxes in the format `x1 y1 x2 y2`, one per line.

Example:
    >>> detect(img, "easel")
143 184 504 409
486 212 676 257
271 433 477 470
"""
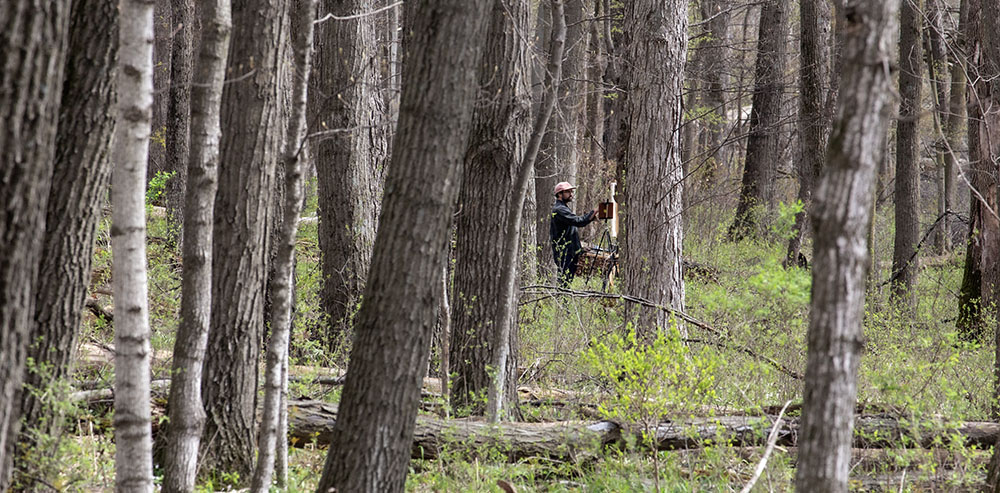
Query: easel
581 181 619 291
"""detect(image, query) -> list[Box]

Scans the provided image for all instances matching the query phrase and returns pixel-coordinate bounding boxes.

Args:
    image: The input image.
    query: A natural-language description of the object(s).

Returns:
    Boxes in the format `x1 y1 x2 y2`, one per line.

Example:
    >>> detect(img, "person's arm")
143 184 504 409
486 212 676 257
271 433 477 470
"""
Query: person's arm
553 203 595 227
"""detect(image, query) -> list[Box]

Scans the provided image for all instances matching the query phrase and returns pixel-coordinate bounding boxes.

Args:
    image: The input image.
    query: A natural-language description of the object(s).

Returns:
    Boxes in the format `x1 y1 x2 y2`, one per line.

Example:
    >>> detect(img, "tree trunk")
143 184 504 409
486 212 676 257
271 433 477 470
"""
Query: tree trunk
160 0 230 490
942 0 967 253
164 0 195 225
621 0 687 337
794 1 899 490
926 0 951 253
315 0 493 489
312 0 387 350
200 0 289 479
698 0 731 185
0 1 69 488
449 0 532 418
15 0 117 485
728 0 790 242
786 0 833 268
891 0 924 308
113 1 157 490
148 0 172 183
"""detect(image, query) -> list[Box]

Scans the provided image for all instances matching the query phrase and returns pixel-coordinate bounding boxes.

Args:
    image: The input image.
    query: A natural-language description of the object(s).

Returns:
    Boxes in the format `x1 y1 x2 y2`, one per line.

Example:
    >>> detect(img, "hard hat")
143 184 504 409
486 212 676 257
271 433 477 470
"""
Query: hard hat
553 182 576 195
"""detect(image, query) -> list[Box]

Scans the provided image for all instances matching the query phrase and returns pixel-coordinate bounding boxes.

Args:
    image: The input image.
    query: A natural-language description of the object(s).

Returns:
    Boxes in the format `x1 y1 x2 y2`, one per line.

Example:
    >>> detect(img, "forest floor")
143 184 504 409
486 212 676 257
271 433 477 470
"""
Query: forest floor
55 183 994 491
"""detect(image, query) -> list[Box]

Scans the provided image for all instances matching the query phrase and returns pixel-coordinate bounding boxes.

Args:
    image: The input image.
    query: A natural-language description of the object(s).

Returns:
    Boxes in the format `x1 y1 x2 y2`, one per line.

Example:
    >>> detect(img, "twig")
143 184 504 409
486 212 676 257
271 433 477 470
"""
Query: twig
314 1 401 24
739 399 792 493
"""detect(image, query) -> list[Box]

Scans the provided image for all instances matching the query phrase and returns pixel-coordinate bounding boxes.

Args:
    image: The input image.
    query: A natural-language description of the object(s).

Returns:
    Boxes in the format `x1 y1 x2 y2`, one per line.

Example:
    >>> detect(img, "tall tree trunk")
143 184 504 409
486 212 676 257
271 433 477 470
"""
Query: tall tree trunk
450 0 532 418
982 0 1000 487
200 0 289 479
164 0 195 225
251 1 314 489
149 0 172 182
0 1 70 488
315 0 492 489
926 0 951 253
113 0 156 490
729 0 790 241
699 0 731 184
621 0 687 337
312 0 387 350
161 0 230 490
891 0 924 308
794 1 899 490
786 0 833 268
15 0 117 485
942 0 967 254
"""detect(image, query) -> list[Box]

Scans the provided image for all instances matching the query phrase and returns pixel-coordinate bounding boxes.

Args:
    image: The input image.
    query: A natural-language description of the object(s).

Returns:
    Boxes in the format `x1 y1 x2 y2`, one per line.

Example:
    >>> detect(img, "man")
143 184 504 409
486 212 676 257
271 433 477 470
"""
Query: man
550 181 597 287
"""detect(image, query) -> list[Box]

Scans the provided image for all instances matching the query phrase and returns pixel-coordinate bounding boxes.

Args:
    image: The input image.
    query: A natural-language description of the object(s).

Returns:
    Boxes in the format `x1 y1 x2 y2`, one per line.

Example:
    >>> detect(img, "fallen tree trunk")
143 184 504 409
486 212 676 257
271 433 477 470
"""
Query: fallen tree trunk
287 399 1000 461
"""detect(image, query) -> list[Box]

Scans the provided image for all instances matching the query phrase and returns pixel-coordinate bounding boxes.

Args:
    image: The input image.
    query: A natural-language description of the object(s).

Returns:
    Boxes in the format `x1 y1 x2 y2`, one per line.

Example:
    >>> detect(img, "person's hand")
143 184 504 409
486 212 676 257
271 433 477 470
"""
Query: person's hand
592 208 598 216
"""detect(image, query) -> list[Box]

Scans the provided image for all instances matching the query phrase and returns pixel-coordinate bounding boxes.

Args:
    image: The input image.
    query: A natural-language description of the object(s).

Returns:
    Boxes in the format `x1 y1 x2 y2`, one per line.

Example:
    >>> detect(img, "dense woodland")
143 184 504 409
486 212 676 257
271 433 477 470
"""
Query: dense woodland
4 0 1000 491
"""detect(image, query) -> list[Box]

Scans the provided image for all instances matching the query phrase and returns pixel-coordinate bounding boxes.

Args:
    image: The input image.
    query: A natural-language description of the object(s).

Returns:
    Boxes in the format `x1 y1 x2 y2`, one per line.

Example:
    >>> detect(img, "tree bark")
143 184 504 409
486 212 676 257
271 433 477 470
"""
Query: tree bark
942 0 967 253
200 0 289 479
794 1 899 491
15 0 117 485
926 0 951 253
315 0 492 489
620 0 687 337
0 1 70 488
164 0 195 225
891 0 924 308
698 0 731 184
728 0 790 242
160 0 230 490
113 0 157 490
148 0 172 182
786 0 833 268
450 0 533 419
312 0 387 350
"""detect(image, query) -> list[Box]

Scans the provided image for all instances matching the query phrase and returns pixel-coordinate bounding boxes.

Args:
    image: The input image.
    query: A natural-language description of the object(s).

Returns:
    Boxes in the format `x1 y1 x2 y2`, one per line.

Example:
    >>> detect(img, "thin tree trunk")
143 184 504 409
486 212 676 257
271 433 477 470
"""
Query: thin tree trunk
449 0 533 419
942 0 967 254
113 1 156 490
729 0 790 241
148 0 171 182
315 0 492 489
15 0 117 485
698 0 730 184
786 0 832 268
0 1 70 488
926 0 950 253
164 0 195 226
160 0 230 489
201 0 289 479
891 0 924 308
621 0 688 337
794 1 899 490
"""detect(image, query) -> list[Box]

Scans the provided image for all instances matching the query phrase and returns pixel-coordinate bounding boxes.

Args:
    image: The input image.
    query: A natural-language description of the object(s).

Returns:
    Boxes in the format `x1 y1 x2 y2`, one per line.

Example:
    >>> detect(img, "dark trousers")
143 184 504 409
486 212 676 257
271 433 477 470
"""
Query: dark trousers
555 251 579 288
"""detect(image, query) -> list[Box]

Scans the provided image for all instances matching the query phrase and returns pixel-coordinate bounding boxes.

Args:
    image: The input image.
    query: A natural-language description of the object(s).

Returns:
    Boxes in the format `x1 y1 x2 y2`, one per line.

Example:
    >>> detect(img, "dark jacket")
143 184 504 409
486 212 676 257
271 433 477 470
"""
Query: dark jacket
550 199 596 263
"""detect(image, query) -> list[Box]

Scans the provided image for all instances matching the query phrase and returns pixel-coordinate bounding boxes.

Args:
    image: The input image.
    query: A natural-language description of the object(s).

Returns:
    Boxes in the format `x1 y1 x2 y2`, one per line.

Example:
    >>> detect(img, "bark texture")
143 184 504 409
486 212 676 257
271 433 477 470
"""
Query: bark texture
164 0 195 223
0 1 70 488
926 0 951 253
16 0 117 484
450 0 532 418
794 1 899 490
621 0 687 336
201 0 289 478
312 0 387 349
315 0 492 490
161 0 230 490
113 0 157 490
891 0 924 307
729 0 790 241
698 0 731 181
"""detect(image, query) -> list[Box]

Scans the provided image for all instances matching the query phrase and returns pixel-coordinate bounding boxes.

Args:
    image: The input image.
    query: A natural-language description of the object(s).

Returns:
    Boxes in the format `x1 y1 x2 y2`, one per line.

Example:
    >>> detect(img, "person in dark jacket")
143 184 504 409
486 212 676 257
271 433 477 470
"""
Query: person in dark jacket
550 181 597 287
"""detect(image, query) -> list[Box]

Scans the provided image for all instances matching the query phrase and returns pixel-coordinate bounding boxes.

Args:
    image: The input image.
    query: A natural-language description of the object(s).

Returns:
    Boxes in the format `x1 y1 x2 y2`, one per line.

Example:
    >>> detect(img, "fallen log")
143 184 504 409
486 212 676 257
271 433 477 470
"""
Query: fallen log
286 399 1000 461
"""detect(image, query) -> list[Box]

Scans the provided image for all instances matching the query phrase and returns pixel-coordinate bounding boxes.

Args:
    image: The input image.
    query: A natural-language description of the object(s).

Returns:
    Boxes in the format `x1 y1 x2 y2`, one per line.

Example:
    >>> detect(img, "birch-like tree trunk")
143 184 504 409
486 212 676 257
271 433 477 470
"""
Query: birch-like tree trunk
161 0 230 490
728 0 790 241
0 1 70 488
113 1 156 491
794 1 899 490
450 0 533 418
15 0 117 484
891 0 924 308
250 1 314 490
621 0 687 337
315 0 493 489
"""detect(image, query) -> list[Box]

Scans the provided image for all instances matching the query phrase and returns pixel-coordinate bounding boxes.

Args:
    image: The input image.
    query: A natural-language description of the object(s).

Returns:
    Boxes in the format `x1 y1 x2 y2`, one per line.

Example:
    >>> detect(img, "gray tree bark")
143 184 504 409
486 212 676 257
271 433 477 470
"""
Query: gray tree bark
450 0 533 419
794 1 900 490
200 0 289 479
312 0 387 350
981 0 1000 483
164 0 195 225
315 0 493 489
621 0 687 337
15 0 117 485
891 0 924 308
0 1 70 488
698 0 731 183
786 0 833 268
926 0 951 253
148 0 172 183
161 0 230 490
113 0 157 490
728 0 790 241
